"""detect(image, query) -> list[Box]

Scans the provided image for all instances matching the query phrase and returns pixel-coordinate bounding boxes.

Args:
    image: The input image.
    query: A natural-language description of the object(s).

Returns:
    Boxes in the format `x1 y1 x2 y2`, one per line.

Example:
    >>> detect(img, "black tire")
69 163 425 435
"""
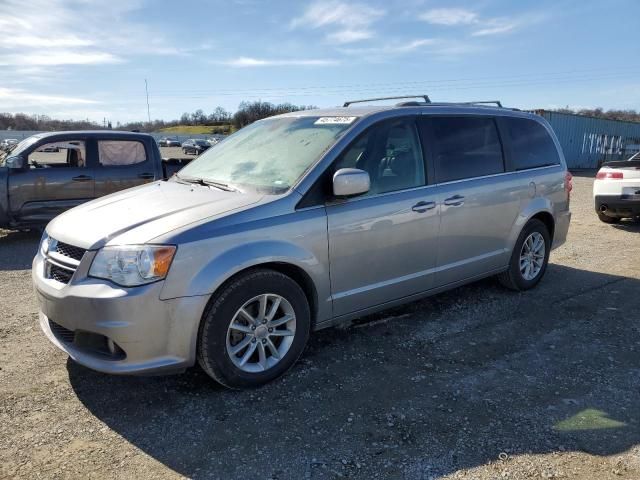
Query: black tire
498 219 551 291
197 269 311 389
597 212 620 224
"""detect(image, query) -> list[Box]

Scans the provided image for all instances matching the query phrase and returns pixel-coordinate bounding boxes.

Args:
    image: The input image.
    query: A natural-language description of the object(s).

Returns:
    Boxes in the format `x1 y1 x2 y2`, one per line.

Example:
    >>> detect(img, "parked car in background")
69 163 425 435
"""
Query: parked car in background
593 152 640 223
32 97 571 389
158 137 181 147
207 137 219 147
1 139 18 151
0 131 192 229
182 139 210 155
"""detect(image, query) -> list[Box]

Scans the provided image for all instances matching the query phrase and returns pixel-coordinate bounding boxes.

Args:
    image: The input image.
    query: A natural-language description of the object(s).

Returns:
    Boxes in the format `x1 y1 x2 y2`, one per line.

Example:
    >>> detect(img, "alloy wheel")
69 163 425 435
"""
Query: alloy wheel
225 294 296 373
519 232 546 281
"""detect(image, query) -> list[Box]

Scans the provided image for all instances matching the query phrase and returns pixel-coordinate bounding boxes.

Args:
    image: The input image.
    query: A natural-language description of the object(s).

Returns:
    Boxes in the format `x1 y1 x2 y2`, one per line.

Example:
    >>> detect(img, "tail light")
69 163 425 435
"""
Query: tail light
596 170 624 180
564 171 573 195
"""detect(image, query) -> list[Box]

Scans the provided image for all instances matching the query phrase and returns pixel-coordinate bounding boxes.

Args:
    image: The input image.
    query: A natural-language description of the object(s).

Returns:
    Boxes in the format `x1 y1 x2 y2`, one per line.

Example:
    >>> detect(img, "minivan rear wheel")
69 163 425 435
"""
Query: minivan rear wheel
498 219 551 291
197 269 310 389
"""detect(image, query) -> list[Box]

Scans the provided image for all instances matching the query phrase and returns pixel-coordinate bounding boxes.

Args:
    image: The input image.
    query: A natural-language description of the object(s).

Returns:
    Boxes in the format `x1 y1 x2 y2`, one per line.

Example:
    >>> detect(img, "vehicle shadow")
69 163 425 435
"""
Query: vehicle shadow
0 229 40 270
612 218 640 233
68 264 640 479
569 169 596 179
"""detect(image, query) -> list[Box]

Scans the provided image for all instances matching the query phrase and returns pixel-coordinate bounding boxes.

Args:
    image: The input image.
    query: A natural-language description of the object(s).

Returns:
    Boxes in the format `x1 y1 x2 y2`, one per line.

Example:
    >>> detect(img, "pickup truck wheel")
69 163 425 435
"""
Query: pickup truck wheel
498 219 550 291
597 212 620 224
197 269 311 389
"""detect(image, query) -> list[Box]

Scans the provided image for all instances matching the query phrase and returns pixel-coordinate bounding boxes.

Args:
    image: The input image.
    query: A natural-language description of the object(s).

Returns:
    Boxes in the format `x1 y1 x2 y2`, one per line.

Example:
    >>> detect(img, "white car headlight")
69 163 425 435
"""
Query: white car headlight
89 245 176 287
39 232 50 256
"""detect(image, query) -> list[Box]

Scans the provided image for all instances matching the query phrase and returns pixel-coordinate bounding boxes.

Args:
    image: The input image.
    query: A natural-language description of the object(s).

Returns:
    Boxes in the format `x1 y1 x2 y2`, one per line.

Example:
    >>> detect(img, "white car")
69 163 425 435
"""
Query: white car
593 152 640 223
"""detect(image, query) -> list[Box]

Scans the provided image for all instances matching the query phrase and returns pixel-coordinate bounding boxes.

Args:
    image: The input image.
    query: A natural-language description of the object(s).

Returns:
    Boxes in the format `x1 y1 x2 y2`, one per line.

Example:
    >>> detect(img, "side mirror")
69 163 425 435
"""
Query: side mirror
333 168 370 197
5 155 25 170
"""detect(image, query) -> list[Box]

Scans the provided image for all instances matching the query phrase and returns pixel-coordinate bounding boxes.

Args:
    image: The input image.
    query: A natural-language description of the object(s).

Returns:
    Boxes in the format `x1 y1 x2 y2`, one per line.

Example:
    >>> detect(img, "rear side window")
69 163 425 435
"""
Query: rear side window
431 117 504 183
98 140 147 166
504 117 560 170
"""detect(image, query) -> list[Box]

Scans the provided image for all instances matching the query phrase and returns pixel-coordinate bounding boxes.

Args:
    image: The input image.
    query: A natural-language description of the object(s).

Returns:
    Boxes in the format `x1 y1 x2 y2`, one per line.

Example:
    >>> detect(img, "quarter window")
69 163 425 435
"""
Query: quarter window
334 118 425 195
98 140 147 166
504 118 560 170
431 117 504 183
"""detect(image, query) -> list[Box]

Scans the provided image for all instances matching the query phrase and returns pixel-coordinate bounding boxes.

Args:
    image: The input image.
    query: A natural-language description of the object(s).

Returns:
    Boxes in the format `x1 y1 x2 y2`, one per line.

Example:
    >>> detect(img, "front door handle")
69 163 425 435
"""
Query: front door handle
72 175 92 182
444 195 465 207
138 173 155 179
411 201 436 213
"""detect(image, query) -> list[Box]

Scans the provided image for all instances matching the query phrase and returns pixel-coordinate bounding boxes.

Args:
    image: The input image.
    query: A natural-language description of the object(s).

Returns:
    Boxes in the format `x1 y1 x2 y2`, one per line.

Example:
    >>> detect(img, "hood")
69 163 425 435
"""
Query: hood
47 180 263 249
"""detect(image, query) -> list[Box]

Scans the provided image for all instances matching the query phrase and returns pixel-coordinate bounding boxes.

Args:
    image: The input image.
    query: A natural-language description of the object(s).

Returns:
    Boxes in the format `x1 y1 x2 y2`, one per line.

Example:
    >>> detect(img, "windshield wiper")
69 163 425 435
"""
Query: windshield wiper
176 174 238 192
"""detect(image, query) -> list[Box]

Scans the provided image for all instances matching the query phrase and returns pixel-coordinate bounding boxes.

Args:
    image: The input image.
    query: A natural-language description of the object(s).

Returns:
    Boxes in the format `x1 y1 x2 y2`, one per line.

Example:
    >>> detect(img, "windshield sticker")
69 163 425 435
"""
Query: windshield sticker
314 116 357 125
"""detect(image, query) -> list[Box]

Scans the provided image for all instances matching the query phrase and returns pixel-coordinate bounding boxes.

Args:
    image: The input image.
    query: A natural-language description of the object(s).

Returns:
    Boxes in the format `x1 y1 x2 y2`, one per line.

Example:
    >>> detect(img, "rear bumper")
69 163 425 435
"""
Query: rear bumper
552 210 571 250
595 195 640 218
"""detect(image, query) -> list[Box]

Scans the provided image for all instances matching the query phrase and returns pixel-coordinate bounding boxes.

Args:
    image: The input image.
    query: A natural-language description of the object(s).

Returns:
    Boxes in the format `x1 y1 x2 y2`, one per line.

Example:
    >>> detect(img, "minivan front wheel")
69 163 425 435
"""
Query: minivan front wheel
197 269 310 389
498 219 551 291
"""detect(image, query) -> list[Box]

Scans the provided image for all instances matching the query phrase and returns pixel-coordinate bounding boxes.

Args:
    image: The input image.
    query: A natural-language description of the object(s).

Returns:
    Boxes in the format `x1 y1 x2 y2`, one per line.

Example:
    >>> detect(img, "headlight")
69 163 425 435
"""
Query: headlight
89 245 176 287
39 232 50 256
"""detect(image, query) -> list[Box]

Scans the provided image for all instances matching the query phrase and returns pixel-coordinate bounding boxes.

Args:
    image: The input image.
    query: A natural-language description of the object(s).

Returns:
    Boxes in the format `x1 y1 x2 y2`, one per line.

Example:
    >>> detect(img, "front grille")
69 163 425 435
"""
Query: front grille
49 264 74 284
45 238 85 285
55 241 86 262
48 319 75 343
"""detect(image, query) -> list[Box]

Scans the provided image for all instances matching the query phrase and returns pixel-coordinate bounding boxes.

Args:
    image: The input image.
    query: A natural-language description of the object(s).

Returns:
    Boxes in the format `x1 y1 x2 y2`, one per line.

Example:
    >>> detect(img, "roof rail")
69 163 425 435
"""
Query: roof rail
455 100 503 108
344 95 431 107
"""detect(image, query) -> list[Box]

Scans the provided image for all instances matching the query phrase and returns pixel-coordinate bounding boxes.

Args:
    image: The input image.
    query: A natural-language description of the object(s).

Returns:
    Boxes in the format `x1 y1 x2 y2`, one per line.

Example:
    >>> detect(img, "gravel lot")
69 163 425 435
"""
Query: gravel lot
161 146 195 159
1 173 639 480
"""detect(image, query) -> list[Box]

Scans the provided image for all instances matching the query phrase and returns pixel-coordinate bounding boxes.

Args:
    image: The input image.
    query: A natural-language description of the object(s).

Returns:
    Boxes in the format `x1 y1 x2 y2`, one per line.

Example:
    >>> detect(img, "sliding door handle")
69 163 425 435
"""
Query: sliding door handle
138 173 155 179
412 201 436 213
444 195 465 206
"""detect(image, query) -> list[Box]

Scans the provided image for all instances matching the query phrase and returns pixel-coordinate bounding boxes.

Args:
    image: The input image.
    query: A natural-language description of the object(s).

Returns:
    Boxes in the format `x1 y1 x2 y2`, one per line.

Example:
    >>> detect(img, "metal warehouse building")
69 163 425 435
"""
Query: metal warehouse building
535 110 640 169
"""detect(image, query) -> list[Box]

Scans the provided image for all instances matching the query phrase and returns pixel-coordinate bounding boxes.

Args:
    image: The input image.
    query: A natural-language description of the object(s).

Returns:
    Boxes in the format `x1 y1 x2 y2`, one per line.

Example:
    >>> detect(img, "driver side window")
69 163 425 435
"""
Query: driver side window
28 141 87 168
334 118 425 196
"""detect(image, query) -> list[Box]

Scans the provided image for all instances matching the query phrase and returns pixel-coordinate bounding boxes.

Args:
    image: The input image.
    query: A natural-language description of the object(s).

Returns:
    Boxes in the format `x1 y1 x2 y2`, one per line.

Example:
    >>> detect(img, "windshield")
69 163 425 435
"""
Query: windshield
177 116 355 192
0 136 40 164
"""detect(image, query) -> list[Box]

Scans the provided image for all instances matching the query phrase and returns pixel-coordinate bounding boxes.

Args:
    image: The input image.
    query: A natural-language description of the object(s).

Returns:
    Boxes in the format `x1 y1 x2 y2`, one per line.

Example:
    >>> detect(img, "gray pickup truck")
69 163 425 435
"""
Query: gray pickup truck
0 131 191 229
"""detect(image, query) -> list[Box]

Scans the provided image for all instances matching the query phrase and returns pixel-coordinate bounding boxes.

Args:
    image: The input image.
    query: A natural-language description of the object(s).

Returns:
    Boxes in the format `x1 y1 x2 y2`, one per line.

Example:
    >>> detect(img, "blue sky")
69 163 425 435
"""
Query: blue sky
1 0 639 123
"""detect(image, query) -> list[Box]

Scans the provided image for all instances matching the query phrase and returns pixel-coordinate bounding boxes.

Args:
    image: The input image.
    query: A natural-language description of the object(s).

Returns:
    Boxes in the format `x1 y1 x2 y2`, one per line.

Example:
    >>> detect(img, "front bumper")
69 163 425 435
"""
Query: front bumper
595 194 640 218
33 251 210 375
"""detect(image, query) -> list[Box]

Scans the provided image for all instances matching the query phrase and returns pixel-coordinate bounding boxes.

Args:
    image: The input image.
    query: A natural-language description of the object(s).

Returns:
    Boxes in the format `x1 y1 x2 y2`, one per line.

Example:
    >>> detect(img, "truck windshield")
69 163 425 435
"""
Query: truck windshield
177 116 356 192
0 136 40 164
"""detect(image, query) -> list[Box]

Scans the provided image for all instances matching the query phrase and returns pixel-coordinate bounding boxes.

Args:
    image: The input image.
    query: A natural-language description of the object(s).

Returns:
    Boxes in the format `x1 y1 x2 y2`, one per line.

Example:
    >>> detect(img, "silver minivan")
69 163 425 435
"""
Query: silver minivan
33 97 572 388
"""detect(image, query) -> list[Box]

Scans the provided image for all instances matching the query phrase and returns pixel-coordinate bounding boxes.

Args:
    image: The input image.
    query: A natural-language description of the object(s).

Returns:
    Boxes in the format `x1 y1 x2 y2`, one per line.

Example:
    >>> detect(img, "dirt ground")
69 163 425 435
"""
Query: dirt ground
160 146 201 159
1 173 639 480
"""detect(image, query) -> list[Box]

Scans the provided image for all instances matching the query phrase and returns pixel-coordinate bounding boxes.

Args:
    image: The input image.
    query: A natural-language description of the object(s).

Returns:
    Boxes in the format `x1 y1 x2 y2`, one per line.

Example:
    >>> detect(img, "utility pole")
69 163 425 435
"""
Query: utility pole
145 79 151 124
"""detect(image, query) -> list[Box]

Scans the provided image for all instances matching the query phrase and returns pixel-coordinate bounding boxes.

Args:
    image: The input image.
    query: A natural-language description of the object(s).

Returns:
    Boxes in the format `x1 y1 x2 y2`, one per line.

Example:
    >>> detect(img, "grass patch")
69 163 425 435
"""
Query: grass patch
554 408 626 431
158 124 235 134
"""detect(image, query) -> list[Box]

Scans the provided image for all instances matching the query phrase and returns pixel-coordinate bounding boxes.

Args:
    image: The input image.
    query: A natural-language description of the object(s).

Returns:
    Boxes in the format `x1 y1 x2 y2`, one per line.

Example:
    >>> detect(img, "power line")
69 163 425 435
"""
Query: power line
99 70 640 104
144 66 640 97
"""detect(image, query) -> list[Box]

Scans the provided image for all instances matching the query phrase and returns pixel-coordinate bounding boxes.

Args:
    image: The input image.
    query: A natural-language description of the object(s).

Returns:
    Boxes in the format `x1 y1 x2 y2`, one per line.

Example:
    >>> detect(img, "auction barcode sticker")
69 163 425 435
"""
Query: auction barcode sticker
315 116 358 125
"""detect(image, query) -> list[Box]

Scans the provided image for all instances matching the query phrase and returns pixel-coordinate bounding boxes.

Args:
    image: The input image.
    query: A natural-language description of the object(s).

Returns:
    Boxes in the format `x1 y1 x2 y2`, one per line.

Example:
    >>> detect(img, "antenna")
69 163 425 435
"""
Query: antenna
145 79 151 123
